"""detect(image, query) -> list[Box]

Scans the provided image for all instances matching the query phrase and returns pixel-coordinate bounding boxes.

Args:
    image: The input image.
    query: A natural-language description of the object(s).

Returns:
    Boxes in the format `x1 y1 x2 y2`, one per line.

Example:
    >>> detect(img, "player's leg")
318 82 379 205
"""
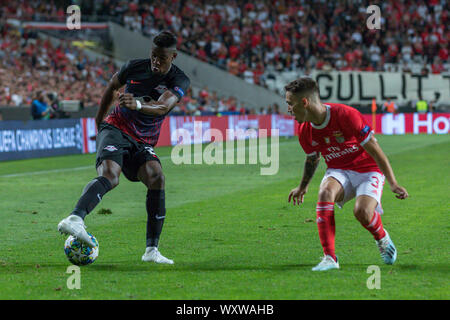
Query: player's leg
312 175 346 271
58 125 124 247
57 160 120 247
70 160 120 220
353 195 383 237
354 173 397 264
137 158 173 264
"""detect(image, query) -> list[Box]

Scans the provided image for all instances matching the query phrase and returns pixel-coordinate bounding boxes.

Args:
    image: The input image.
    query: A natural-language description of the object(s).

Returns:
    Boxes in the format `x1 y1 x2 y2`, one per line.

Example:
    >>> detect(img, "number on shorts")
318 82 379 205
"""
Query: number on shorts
145 146 156 156
371 175 380 189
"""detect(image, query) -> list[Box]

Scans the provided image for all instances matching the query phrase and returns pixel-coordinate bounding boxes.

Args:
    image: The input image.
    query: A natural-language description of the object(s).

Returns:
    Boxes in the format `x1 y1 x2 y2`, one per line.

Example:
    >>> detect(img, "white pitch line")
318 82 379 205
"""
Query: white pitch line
0 155 166 178
0 165 94 178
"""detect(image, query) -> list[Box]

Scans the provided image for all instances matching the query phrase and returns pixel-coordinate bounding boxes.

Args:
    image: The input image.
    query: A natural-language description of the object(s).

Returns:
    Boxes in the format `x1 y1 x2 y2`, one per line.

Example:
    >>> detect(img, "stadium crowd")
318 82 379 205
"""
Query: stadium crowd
0 16 115 110
109 0 449 83
0 0 448 115
173 85 282 116
0 12 278 116
3 1 449 77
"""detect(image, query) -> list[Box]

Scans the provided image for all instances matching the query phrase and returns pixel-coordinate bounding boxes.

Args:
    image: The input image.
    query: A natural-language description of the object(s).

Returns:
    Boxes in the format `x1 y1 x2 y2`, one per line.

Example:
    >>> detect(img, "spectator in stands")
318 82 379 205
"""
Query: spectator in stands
198 86 210 105
431 57 445 74
416 100 428 113
31 90 50 120
383 98 398 114
258 107 266 115
272 103 280 115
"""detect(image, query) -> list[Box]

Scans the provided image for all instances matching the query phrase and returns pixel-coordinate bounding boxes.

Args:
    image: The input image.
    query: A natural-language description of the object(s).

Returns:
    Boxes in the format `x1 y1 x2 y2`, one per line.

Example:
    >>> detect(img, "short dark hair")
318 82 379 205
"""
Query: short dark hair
284 77 320 98
153 31 177 49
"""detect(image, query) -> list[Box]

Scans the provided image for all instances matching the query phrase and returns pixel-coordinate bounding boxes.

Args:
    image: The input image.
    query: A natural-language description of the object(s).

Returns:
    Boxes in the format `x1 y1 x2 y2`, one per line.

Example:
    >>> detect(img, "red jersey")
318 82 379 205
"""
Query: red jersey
298 103 381 174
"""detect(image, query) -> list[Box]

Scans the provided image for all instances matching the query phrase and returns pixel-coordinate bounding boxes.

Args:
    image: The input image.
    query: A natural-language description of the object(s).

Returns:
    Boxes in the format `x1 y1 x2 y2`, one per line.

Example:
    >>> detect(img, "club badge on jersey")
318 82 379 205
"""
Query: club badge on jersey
333 131 345 143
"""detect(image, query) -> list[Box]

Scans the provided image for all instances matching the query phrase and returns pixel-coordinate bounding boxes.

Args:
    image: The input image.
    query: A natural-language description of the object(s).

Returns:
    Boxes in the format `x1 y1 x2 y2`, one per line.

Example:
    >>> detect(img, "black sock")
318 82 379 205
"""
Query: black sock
146 189 166 247
71 176 112 220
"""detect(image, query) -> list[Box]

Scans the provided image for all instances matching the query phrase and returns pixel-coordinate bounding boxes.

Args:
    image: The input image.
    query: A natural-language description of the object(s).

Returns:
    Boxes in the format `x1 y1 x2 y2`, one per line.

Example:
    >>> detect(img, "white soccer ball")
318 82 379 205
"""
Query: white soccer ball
64 233 99 266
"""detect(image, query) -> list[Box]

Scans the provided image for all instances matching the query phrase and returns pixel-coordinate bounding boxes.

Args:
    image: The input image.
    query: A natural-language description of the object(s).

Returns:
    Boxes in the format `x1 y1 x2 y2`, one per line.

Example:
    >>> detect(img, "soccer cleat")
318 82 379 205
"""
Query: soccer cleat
142 247 174 264
312 255 340 271
57 215 96 248
376 230 397 265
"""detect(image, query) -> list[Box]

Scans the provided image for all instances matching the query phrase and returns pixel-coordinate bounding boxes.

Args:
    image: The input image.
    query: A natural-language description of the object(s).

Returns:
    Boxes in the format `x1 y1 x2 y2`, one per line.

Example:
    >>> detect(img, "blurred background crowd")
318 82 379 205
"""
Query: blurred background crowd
0 0 448 118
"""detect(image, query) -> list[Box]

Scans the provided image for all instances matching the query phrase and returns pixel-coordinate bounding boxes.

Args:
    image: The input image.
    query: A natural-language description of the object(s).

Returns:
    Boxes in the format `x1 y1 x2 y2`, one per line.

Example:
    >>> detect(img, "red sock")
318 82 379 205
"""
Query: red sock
316 202 336 261
362 210 386 240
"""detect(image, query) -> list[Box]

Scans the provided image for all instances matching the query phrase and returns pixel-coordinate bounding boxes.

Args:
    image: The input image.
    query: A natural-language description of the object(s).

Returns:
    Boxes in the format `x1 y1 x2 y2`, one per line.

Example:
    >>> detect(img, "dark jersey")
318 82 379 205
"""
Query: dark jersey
104 59 190 146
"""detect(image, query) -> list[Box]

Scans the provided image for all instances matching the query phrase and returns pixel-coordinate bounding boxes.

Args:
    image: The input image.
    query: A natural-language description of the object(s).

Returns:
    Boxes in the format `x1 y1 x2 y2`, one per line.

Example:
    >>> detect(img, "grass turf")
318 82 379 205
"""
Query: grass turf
0 134 449 299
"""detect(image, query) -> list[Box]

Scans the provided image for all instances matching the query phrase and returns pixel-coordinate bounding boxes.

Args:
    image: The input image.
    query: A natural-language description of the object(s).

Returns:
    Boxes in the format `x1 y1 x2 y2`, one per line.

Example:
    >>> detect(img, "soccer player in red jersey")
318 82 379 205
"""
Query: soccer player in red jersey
286 77 408 271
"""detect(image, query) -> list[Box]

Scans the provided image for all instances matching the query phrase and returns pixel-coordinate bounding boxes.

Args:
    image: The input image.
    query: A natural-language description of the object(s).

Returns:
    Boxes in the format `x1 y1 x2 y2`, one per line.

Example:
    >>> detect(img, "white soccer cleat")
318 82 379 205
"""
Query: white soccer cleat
142 247 174 264
57 215 96 248
376 230 397 265
312 255 340 271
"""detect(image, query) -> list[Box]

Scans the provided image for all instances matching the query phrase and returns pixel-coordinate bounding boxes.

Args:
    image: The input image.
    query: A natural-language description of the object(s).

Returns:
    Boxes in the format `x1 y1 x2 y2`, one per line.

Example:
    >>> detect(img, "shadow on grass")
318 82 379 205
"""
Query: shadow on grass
87 261 316 272
5 260 446 275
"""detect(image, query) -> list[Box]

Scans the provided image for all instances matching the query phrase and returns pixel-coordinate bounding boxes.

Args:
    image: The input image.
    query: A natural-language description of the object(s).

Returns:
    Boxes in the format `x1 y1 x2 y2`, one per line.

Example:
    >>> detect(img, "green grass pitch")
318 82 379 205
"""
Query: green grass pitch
0 134 449 299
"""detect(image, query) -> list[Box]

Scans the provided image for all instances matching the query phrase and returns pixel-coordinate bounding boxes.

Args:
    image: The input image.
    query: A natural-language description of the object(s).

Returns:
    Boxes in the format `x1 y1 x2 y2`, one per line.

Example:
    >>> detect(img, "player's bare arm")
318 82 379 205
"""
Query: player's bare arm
118 90 179 116
288 152 320 205
96 72 123 128
362 136 409 200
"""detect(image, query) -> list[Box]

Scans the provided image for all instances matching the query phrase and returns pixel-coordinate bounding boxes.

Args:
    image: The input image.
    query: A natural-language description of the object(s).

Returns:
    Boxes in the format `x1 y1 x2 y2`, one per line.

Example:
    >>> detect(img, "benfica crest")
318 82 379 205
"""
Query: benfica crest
333 131 345 143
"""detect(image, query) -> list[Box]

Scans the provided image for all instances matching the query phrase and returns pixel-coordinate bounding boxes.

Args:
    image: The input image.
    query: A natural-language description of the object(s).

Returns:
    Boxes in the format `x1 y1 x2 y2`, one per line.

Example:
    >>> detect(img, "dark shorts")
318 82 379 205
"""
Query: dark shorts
96 123 161 182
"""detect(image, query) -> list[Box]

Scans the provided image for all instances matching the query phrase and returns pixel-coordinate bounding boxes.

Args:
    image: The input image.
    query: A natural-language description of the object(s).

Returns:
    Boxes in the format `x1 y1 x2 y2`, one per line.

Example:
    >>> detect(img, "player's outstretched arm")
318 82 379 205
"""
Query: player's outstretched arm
288 153 320 205
362 136 409 200
97 72 123 128
118 91 179 116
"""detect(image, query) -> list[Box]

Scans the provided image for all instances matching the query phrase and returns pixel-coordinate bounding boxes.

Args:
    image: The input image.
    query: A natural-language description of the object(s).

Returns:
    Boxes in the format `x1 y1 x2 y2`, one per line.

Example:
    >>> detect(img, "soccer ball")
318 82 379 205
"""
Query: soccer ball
64 233 99 266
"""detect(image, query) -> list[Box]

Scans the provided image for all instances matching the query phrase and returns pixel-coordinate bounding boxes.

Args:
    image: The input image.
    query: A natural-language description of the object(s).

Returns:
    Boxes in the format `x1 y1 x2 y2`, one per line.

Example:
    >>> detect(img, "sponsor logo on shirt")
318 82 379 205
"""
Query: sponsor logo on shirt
311 140 318 146
323 145 359 162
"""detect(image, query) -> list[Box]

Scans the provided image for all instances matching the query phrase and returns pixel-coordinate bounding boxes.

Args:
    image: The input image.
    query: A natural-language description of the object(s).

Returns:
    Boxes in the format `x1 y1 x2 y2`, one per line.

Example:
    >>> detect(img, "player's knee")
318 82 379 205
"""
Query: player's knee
318 188 335 202
353 205 371 223
148 170 165 189
99 170 120 188
97 161 121 188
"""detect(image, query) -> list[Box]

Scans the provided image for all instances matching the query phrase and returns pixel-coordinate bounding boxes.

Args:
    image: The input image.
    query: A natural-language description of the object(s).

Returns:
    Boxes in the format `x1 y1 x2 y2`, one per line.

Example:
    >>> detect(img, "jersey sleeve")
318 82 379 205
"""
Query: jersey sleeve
298 126 319 156
117 60 131 85
168 73 190 102
345 108 373 146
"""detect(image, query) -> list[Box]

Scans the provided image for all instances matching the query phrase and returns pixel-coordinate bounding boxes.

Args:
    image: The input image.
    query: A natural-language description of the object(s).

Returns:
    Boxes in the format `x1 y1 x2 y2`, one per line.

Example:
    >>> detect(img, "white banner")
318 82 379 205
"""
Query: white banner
169 116 212 145
311 71 450 106
227 115 259 140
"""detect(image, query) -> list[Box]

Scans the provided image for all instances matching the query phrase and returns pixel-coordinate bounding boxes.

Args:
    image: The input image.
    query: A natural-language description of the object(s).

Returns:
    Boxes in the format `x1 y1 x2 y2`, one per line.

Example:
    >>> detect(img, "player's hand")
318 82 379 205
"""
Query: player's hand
288 186 307 205
390 183 409 199
118 93 137 110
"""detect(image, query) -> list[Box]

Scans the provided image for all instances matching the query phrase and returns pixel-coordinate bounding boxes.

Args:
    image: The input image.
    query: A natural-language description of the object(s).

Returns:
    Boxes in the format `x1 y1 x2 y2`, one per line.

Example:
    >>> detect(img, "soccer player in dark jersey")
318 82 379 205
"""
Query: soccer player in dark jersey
58 31 190 264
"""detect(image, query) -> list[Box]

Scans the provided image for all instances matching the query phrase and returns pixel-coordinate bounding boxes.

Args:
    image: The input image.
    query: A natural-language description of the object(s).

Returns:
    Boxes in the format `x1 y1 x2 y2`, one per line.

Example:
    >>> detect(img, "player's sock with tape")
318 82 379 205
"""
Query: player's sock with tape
146 189 166 248
316 202 336 261
361 210 386 240
71 176 113 220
